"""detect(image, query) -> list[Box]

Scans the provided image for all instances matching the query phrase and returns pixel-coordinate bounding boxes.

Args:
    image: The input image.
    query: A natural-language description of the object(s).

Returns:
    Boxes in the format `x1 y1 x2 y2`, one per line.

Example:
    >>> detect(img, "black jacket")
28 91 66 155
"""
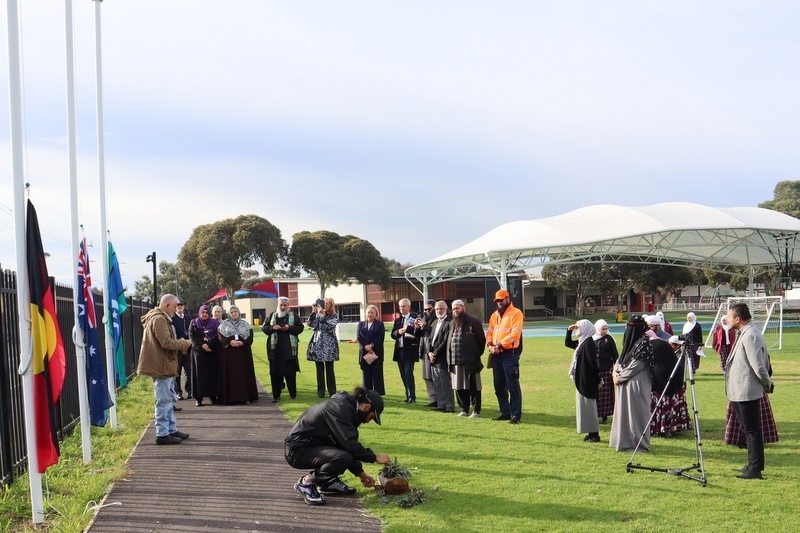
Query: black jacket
284 392 377 474
565 330 600 400
447 314 486 374
426 316 451 367
391 314 419 362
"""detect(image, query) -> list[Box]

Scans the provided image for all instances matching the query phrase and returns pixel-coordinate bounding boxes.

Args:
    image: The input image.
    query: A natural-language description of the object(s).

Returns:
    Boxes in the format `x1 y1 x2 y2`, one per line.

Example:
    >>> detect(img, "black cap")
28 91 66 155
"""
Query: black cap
365 390 384 425
177 297 186 305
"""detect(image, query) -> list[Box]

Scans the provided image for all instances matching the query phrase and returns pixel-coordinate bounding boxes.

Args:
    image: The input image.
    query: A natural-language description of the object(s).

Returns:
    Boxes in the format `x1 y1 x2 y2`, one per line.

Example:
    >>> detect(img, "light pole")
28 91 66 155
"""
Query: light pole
146 251 157 306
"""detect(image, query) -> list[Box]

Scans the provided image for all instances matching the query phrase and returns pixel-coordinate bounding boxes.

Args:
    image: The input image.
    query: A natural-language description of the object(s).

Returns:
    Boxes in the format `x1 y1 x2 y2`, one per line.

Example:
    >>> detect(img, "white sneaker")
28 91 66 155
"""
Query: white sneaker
458 411 469 417
469 412 481 418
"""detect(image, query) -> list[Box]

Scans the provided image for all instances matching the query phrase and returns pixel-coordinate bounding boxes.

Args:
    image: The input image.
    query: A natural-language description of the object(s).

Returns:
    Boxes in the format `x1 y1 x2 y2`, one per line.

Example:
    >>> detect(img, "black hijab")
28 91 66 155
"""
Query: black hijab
619 315 652 366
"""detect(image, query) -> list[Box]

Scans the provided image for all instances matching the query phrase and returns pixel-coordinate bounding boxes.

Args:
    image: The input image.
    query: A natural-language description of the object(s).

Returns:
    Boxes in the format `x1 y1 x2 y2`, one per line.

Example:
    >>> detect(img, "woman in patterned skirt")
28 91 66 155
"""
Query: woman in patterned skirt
712 315 736 372
593 319 618 424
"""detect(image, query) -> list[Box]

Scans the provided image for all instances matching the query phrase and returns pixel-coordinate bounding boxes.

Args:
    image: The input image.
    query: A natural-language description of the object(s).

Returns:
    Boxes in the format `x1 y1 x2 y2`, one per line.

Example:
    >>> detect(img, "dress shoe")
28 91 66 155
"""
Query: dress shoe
177 395 184 401
195 400 203 406
155 435 182 445
272 398 280 403
170 431 189 440
210 397 219 405
173 406 183 412
426 402 438 407
493 415 511 421
509 416 520 425
406 399 416 404
737 468 763 479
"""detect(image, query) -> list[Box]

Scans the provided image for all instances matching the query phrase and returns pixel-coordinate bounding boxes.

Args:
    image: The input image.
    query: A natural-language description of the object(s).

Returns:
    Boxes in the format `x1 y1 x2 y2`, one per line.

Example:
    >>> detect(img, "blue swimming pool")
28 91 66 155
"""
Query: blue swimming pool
521 321 715 338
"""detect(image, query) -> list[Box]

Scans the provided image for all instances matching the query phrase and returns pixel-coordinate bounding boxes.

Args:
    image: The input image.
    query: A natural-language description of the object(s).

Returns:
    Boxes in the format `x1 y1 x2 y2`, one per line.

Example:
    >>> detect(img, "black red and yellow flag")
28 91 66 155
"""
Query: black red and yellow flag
26 200 66 473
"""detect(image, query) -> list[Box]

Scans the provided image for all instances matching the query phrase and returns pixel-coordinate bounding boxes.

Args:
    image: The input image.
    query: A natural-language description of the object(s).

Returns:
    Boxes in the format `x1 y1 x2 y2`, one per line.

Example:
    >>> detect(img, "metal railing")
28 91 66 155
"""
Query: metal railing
1 268 148 486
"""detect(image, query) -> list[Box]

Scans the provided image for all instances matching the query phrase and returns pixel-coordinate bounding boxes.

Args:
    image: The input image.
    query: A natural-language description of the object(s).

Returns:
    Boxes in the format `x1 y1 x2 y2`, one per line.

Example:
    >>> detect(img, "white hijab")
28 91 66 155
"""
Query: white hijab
569 319 596 380
683 312 697 335
592 319 608 341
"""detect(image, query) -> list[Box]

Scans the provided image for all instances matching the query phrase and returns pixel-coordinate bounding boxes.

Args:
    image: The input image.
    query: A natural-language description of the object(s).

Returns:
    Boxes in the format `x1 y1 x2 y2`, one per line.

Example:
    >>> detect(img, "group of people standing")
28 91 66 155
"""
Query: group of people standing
174 302 259 408
355 291 524 423
596 304 776 480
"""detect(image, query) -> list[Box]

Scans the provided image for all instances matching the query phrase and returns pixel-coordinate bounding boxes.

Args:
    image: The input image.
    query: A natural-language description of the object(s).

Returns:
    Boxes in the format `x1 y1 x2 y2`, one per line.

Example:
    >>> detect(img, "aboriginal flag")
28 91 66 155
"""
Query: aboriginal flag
26 200 66 472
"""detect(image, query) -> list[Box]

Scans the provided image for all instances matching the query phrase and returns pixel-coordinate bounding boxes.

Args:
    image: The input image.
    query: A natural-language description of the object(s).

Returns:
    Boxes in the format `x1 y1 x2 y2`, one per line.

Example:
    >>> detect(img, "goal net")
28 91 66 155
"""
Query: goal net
704 296 783 350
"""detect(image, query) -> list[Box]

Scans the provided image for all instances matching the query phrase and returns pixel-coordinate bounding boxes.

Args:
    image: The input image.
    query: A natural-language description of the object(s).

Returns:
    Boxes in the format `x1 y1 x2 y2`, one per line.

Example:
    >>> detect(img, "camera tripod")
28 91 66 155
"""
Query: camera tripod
626 342 707 486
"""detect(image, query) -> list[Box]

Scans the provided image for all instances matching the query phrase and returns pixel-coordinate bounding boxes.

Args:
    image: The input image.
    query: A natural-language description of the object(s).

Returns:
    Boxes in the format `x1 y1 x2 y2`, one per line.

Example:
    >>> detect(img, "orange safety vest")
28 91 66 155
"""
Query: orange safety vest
487 304 523 351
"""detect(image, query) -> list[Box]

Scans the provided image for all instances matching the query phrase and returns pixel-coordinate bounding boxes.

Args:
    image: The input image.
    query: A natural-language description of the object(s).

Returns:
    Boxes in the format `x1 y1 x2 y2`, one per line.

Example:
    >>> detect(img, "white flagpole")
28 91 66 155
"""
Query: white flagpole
93 0 118 429
5 0 45 524
65 0 93 463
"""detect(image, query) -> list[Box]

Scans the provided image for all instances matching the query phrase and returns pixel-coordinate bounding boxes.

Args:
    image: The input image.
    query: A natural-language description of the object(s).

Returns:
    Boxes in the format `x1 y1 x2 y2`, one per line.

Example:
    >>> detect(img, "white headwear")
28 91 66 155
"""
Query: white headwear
683 312 697 335
645 315 662 326
656 311 665 321
278 296 290 303
568 319 596 381
592 319 608 341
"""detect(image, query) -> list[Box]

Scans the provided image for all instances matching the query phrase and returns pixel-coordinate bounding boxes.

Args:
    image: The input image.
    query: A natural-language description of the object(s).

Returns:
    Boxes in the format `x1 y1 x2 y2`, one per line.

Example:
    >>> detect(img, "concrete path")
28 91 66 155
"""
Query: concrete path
87 383 383 533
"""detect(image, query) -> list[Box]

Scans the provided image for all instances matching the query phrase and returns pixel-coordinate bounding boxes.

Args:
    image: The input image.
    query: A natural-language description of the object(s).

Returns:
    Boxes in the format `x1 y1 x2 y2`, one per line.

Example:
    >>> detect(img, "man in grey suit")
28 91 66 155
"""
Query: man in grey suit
725 303 774 479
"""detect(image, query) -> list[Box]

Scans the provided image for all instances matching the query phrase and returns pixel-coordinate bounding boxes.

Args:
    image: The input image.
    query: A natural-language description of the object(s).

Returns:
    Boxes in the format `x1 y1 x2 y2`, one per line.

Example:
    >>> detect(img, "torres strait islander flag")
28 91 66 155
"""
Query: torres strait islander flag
26 200 67 472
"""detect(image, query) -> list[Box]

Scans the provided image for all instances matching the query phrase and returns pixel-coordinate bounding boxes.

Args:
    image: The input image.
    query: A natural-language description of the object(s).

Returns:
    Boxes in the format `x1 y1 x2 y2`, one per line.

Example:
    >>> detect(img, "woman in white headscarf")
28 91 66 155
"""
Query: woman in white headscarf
712 315 736 372
656 311 673 335
593 319 618 424
682 312 703 372
218 305 259 404
566 319 601 443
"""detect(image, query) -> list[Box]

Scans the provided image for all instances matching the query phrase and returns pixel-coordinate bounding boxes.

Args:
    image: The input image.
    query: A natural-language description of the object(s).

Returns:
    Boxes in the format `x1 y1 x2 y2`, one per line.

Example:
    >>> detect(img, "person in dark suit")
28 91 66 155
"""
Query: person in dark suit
172 297 193 401
725 303 774 479
356 304 386 395
390 298 419 403
414 299 439 407
427 300 454 412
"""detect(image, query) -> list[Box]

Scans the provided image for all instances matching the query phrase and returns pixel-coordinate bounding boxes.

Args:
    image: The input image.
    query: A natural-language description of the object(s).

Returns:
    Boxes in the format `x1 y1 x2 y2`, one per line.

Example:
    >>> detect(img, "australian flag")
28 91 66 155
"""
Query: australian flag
78 238 114 426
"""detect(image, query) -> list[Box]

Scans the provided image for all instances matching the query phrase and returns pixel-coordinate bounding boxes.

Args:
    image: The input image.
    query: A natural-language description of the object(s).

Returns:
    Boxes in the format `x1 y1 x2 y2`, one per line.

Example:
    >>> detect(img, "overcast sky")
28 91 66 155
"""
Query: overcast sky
1 1 798 292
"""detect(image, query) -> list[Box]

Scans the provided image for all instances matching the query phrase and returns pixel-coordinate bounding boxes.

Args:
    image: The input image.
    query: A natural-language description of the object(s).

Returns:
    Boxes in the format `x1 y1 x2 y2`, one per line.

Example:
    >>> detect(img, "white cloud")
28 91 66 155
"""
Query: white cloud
2 1 799 290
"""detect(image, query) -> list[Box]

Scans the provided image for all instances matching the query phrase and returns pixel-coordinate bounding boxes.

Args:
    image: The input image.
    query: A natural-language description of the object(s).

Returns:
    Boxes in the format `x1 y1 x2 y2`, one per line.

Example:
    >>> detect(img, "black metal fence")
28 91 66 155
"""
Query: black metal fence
0 268 150 486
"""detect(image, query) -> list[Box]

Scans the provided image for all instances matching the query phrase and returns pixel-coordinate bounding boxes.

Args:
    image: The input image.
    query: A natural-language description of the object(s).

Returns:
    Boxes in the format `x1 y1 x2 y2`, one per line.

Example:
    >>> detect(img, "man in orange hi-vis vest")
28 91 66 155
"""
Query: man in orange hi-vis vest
486 289 524 424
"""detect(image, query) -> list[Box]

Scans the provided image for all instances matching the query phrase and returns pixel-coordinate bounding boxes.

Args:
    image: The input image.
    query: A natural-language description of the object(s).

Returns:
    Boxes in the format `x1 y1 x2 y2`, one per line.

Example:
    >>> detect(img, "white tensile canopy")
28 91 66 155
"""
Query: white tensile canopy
405 203 800 290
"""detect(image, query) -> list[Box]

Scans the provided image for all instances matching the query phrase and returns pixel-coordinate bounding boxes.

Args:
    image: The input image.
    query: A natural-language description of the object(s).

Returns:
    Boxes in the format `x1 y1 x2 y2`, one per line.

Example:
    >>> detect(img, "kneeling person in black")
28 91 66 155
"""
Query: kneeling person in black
285 387 391 505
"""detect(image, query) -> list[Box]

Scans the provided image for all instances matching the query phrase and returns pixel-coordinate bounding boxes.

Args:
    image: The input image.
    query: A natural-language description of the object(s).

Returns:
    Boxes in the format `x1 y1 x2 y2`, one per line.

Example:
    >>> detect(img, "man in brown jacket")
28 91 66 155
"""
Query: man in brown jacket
137 294 192 444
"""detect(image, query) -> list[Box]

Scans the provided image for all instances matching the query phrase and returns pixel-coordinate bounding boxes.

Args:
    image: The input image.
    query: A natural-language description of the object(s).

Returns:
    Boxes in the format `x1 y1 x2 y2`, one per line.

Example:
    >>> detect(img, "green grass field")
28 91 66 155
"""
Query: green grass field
3 315 797 532
253 320 800 533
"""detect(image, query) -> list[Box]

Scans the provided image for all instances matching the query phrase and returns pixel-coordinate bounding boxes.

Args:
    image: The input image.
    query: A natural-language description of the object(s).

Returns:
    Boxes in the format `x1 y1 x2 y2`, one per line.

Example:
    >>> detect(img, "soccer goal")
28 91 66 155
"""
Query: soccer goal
704 296 783 350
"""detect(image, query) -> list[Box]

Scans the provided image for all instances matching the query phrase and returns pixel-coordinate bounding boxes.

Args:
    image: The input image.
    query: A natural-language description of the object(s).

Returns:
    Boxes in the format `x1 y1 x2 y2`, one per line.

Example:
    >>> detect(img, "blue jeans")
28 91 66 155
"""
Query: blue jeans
493 350 522 419
153 377 177 437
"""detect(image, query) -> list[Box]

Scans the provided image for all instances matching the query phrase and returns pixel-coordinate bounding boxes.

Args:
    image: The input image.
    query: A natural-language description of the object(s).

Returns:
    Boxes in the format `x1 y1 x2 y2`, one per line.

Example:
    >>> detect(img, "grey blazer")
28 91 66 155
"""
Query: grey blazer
725 322 773 402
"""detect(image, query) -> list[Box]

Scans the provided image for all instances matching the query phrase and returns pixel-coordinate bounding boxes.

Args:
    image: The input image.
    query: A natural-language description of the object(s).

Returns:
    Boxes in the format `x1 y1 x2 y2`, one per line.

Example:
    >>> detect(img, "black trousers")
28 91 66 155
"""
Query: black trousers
455 374 482 414
270 373 297 400
315 361 336 397
731 399 764 471
285 444 360 486
175 351 192 395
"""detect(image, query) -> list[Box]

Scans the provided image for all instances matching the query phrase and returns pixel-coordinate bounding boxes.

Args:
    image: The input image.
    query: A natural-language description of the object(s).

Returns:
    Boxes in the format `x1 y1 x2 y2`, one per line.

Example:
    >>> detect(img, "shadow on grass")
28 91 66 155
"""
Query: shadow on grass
367 488 648 529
